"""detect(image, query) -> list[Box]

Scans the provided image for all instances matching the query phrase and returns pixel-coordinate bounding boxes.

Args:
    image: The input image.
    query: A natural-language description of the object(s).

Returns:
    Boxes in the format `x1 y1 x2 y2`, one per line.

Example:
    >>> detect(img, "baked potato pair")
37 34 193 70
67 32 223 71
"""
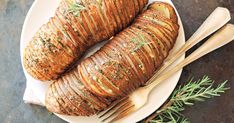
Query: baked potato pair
45 2 179 116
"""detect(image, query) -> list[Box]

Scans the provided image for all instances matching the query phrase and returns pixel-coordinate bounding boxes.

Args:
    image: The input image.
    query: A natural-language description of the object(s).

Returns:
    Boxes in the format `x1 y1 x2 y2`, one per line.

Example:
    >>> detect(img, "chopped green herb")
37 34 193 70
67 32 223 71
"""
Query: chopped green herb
31 58 39 64
57 36 62 41
97 0 103 6
94 65 104 74
67 2 86 17
45 38 57 53
130 34 151 53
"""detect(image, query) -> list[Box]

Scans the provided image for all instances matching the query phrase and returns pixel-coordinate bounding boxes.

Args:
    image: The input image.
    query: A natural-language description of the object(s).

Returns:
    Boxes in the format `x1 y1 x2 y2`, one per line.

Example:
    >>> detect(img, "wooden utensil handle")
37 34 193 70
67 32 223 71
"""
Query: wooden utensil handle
146 7 231 85
146 24 234 91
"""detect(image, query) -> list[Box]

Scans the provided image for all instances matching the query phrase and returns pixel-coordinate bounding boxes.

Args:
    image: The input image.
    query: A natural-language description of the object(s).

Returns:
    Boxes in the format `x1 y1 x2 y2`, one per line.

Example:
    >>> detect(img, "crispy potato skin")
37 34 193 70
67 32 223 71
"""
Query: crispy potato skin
23 0 148 81
45 2 179 116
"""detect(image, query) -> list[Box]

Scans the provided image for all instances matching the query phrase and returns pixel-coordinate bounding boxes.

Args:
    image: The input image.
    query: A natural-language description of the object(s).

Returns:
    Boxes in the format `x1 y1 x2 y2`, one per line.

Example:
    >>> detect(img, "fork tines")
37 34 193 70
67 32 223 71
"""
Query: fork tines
98 96 135 123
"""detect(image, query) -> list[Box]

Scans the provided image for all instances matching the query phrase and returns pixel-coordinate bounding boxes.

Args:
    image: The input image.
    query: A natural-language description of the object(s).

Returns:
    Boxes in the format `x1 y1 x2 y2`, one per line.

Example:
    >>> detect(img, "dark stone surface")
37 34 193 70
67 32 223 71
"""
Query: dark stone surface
0 0 233 123
174 0 234 123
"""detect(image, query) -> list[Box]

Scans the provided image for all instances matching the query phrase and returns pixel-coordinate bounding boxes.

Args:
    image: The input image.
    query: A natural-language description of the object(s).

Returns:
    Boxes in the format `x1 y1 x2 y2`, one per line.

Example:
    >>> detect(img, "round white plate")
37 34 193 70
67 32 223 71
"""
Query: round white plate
20 0 185 122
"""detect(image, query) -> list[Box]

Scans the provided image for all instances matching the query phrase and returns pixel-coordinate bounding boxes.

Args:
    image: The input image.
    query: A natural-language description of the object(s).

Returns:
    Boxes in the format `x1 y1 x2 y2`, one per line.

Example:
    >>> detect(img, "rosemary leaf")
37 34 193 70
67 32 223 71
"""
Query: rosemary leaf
66 2 86 17
130 34 152 53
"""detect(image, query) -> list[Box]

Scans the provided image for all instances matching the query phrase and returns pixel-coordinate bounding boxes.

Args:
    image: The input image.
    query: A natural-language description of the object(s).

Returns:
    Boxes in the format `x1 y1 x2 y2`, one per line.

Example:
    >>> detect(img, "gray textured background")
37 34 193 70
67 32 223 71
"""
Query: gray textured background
0 0 233 123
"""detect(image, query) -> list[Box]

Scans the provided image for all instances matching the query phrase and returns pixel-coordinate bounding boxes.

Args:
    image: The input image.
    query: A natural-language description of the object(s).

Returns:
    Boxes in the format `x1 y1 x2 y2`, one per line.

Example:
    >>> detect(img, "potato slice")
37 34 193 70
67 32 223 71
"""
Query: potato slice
157 25 175 49
139 10 178 38
117 31 149 85
107 0 123 31
39 25 72 76
56 81 78 115
36 36 60 78
52 15 78 57
45 84 67 115
149 2 178 23
73 68 112 107
51 82 73 115
78 59 109 96
124 0 137 23
112 37 145 87
91 53 125 96
56 2 83 48
73 69 112 108
102 51 134 93
150 26 171 57
136 19 170 58
80 0 101 40
45 21 76 68
86 58 116 97
102 0 118 34
29 35 56 79
102 43 140 94
131 25 161 70
84 1 109 42
121 0 132 24
56 11 88 53
137 0 145 11
23 47 46 80
49 83 69 114
114 0 128 28
62 75 95 115
96 0 114 38
96 0 115 37
133 0 140 15
72 10 97 46
127 27 155 78
132 23 164 68
48 18 76 57
55 79 81 115
56 12 81 54
75 2 98 43
68 72 105 111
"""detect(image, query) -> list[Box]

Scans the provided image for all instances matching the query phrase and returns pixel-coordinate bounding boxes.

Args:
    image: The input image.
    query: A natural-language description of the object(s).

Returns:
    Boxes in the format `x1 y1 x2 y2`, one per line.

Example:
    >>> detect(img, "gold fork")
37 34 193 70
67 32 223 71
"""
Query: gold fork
99 23 234 123
98 7 231 123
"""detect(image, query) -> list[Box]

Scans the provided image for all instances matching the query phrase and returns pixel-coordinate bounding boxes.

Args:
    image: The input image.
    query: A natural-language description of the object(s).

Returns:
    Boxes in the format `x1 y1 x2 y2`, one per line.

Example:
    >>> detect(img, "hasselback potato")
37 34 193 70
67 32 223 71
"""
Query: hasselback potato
23 0 148 81
45 2 179 116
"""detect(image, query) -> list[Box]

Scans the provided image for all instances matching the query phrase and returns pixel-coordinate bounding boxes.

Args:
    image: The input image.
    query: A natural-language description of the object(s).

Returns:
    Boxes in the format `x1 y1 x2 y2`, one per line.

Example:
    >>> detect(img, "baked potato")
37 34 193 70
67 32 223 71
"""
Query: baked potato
23 0 148 81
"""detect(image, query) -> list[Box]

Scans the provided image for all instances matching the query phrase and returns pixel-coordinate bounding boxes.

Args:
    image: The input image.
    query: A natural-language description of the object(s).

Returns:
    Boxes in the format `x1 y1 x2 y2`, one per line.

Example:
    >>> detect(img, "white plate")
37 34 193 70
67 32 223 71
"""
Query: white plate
20 0 185 122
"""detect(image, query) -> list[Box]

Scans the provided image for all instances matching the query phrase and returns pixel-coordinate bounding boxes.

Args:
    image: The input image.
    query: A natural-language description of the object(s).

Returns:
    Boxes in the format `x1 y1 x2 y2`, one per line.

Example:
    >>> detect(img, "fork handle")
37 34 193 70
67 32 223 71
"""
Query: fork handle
167 7 230 60
146 24 234 91
146 7 231 85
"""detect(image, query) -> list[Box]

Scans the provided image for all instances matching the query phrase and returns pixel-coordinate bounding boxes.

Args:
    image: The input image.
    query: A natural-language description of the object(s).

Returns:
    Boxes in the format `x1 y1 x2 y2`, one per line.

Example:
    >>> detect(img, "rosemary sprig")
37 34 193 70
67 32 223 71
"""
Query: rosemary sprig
130 34 152 53
143 76 230 123
66 2 86 17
